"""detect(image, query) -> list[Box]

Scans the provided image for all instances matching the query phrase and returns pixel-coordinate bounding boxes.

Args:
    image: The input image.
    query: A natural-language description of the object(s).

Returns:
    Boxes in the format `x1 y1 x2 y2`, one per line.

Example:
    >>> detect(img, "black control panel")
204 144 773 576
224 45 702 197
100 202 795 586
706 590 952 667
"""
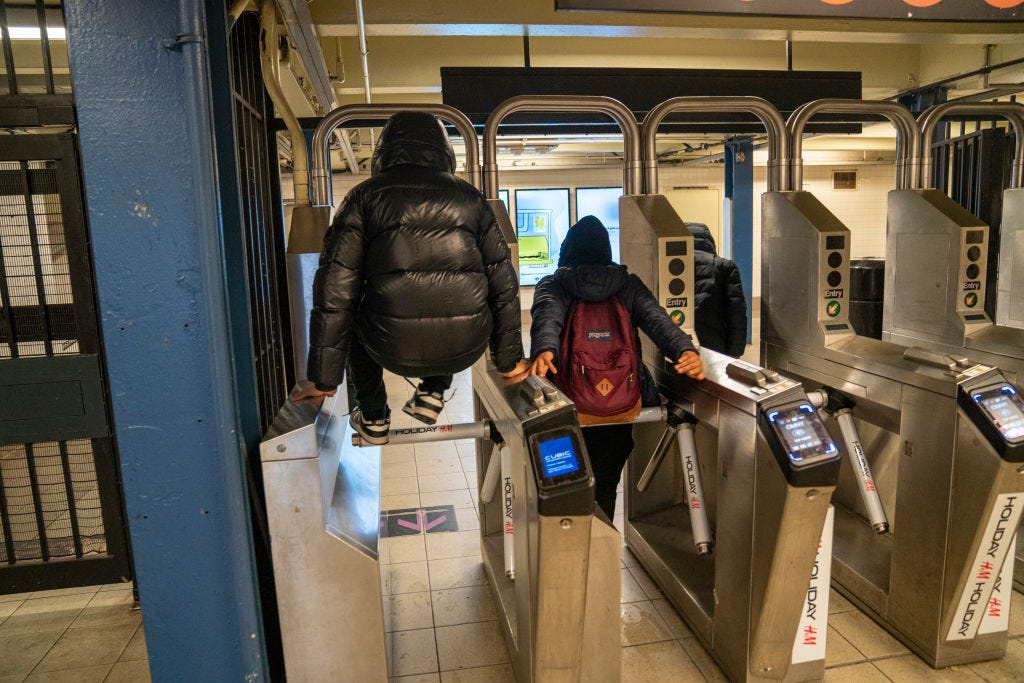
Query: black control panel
526 425 595 516
758 397 841 487
958 376 1024 461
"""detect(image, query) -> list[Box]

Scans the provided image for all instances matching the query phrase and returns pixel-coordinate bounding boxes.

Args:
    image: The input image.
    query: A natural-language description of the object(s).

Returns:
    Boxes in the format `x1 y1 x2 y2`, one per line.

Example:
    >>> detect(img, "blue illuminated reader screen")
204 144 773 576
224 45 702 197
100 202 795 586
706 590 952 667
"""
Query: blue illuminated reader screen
973 385 1024 441
766 404 838 462
538 435 580 478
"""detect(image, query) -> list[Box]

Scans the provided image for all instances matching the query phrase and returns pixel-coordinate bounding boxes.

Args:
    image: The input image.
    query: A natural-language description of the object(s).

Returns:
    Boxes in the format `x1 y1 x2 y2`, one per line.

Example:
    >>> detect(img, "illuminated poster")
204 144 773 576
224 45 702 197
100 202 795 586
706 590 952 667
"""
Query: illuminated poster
515 188 570 286
555 0 1024 21
576 187 623 264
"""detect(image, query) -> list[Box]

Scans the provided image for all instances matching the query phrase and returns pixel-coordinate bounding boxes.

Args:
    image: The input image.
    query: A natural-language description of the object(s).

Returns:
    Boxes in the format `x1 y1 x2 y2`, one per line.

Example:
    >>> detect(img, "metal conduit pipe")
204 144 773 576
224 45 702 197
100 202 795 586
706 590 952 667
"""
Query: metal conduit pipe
918 101 1024 190
787 99 920 192
310 103 481 207
640 96 789 193
482 95 641 199
260 2 310 205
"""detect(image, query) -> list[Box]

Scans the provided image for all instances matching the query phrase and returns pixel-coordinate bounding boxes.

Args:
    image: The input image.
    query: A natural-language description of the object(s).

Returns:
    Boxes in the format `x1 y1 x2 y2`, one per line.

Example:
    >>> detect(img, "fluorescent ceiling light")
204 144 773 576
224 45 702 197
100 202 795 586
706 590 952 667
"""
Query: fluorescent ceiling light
6 26 66 40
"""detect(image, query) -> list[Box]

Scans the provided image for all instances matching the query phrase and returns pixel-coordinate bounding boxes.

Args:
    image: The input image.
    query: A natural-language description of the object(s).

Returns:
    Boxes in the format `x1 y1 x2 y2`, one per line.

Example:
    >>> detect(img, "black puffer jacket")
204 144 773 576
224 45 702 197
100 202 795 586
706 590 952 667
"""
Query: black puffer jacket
531 216 697 406
689 222 748 357
307 112 523 386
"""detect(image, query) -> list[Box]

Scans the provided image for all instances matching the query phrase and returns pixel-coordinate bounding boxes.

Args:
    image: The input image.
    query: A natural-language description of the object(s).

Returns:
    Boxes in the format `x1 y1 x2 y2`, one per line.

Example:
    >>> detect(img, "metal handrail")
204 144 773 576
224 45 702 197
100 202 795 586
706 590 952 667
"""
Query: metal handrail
787 99 920 191
310 103 481 207
482 95 641 198
641 96 789 193
918 101 1024 190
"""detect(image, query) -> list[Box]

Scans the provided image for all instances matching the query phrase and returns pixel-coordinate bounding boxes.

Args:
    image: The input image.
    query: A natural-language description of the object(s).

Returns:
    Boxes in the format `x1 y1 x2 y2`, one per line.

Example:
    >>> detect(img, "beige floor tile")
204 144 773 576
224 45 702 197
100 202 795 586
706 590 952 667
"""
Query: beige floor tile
382 561 431 595
390 674 440 683
651 599 694 640
384 462 416 480
105 659 151 683
965 637 1024 681
621 568 647 603
0 591 27 604
0 594 92 636
28 586 99 600
415 442 461 459
0 674 26 683
439 663 514 682
829 589 858 615
70 589 139 630
386 628 439 678
453 507 479 531
679 636 729 682
622 640 704 682
415 456 463 477
620 600 674 647
384 592 434 633
385 536 428 564
874 654 982 682
383 493 422 511
99 583 133 593
118 625 147 662
431 585 500 627
0 629 63 676
25 664 112 682
426 530 481 561
383 444 417 464
628 565 665 600
829 611 909 660
418 474 469 494
822 662 891 682
459 456 477 474
421 489 474 509
0 600 22 624
435 620 510 671
33 622 136 673
1009 590 1024 638
622 545 641 568
382 476 420 496
428 556 488 591
824 625 864 667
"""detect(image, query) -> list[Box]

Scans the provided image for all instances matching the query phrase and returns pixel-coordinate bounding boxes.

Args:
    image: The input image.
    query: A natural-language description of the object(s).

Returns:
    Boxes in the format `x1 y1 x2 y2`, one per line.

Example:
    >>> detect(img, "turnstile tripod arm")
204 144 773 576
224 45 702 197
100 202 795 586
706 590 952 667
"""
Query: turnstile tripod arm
480 441 503 504
677 424 713 555
834 409 889 534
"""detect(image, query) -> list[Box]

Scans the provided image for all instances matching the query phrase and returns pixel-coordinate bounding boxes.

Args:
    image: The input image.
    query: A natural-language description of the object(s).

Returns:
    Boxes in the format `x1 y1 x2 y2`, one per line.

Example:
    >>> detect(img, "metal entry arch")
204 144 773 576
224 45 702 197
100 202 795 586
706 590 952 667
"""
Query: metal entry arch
641 96 789 194
482 95 641 199
787 99 921 191
918 101 1024 190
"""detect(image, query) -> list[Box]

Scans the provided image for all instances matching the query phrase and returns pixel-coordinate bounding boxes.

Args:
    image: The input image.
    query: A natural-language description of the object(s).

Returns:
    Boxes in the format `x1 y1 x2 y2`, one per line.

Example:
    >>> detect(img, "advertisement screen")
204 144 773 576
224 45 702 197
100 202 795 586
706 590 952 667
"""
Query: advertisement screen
538 434 581 478
576 187 623 264
974 385 1024 441
515 188 570 286
766 404 838 462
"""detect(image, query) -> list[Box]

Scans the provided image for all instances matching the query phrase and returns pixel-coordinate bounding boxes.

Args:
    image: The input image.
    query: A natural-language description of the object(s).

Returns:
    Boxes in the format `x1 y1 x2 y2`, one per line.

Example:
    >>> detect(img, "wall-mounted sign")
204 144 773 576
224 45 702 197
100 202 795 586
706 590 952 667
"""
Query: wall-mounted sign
555 0 1024 22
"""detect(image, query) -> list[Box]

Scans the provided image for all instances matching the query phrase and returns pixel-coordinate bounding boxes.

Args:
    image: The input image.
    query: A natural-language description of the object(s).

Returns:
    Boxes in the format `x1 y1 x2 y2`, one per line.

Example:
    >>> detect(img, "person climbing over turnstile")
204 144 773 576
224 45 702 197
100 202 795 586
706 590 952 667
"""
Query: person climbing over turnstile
528 215 704 520
295 112 530 443
688 222 748 358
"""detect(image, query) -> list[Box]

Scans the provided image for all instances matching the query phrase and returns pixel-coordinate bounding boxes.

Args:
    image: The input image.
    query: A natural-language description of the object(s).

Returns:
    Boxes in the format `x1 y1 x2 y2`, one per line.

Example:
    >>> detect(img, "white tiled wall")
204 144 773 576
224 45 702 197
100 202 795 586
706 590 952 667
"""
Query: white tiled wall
282 161 893 299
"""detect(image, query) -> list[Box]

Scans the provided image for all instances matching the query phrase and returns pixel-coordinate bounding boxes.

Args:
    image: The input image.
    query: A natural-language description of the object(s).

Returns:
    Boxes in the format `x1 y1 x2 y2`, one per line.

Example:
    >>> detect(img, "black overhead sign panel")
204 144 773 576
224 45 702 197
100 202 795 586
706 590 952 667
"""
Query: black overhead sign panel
555 0 1024 21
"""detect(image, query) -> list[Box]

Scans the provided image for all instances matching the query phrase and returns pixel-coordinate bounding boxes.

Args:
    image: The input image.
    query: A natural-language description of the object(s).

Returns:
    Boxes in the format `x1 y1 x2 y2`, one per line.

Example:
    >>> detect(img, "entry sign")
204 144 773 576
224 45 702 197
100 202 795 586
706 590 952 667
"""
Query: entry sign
792 506 833 664
946 493 1023 641
555 0 1024 21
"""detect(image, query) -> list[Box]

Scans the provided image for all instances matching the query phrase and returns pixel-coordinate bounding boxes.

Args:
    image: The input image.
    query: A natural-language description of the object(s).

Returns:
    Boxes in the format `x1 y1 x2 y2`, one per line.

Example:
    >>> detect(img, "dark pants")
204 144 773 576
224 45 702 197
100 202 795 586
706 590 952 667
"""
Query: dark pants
347 336 452 420
582 423 635 521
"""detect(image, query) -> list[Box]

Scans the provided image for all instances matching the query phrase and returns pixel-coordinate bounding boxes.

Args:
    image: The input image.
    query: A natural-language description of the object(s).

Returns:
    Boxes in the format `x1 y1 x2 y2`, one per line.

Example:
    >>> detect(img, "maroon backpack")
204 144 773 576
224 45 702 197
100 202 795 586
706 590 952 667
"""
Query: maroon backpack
555 296 642 425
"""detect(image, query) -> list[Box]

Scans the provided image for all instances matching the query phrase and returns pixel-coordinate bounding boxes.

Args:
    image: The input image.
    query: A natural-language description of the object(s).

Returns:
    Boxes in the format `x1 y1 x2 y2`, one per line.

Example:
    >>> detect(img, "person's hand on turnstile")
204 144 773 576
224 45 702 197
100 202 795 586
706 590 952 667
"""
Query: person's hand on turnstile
500 359 531 383
674 350 705 380
292 382 337 402
529 351 557 379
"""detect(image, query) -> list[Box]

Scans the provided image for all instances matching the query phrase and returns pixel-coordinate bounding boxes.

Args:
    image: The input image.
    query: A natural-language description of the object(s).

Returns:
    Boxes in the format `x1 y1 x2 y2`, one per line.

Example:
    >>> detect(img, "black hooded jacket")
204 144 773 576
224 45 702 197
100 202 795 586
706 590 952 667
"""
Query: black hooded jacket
307 112 523 386
530 216 697 406
689 222 748 358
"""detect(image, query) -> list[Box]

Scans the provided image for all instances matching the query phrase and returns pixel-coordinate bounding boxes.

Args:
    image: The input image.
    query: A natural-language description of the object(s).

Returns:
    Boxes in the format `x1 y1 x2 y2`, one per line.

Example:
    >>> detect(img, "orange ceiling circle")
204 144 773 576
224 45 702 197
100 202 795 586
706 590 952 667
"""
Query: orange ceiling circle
818 0 856 5
984 0 1024 8
901 0 944 6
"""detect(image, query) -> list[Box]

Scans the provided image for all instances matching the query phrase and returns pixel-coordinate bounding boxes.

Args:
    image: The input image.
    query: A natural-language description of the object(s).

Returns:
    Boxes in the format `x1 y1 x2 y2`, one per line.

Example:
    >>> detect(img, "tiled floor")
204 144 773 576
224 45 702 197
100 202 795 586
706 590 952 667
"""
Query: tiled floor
5 347 1024 681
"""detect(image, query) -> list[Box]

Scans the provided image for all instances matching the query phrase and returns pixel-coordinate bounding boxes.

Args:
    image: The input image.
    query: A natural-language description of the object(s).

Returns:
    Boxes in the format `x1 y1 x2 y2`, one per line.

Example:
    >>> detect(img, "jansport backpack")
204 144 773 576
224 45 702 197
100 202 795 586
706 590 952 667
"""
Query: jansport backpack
555 296 642 426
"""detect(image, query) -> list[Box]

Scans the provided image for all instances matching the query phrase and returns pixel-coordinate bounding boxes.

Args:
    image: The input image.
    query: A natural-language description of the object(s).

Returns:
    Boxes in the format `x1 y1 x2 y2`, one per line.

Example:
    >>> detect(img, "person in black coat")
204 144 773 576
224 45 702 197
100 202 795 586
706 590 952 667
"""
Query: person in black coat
529 216 704 521
297 112 529 444
688 222 748 358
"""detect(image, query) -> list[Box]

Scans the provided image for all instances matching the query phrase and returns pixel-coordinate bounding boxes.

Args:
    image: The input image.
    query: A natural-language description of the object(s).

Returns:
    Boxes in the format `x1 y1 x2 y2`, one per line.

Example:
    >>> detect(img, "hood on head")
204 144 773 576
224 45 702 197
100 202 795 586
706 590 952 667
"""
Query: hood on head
558 215 613 268
371 111 457 175
688 222 717 255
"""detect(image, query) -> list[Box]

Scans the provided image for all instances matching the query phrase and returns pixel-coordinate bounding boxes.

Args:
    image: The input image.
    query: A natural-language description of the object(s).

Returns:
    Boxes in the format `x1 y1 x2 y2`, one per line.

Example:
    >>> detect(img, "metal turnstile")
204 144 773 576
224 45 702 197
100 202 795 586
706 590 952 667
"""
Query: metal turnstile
474 368 621 683
620 97 841 682
763 98 1024 667
886 102 1024 591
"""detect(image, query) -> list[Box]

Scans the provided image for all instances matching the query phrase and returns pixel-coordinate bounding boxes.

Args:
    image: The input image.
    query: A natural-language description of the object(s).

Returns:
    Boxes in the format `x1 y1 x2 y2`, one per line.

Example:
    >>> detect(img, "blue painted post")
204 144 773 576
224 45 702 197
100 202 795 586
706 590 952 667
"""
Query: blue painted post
725 138 755 343
64 1 268 679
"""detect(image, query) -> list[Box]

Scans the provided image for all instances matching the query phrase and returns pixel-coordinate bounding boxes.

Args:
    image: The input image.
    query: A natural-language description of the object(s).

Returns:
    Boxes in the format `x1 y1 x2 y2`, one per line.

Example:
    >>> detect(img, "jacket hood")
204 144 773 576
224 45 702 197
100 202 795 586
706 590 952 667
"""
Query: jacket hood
553 264 629 302
558 215 613 267
688 222 717 255
371 111 457 175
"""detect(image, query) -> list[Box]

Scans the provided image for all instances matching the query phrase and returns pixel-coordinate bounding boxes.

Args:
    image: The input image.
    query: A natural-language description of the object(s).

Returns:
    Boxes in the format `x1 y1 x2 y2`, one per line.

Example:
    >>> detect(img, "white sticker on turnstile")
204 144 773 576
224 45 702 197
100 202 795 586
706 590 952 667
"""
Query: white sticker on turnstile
791 506 833 664
960 365 993 379
946 494 1022 641
977 535 1015 636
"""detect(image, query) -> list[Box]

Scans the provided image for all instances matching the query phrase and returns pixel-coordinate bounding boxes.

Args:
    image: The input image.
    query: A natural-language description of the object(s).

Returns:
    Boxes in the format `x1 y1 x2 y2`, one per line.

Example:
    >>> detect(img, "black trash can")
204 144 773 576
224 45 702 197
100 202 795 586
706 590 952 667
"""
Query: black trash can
849 257 885 339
